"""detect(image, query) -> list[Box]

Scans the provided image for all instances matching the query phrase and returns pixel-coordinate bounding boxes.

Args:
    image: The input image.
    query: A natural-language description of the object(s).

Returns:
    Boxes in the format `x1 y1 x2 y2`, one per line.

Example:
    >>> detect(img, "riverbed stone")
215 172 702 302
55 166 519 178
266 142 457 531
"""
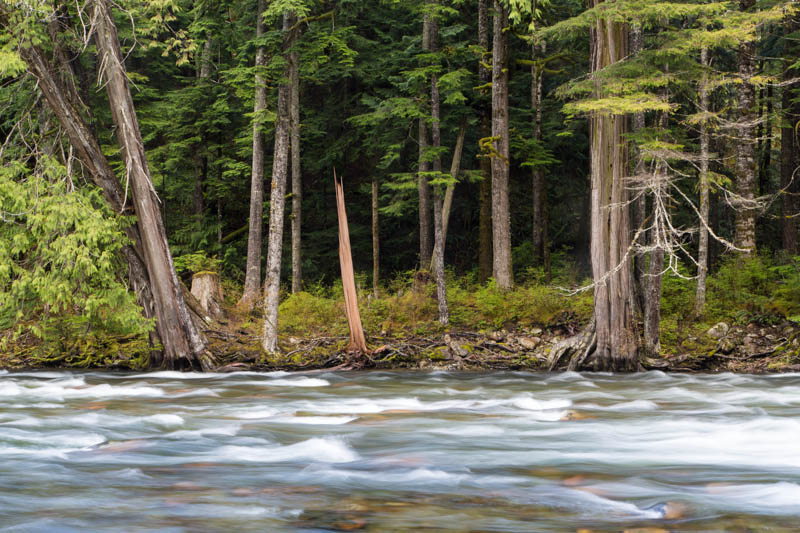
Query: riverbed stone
518 336 541 350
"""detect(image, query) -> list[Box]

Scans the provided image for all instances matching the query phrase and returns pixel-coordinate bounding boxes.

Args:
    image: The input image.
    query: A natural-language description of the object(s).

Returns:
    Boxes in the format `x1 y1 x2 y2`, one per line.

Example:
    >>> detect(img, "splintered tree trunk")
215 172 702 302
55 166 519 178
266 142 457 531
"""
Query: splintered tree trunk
335 174 368 353
477 0 492 283
430 8 449 325
735 0 757 253
262 13 292 354
93 0 211 370
589 2 638 371
418 9 433 269
491 0 513 289
372 176 380 299
290 33 302 294
782 14 799 254
531 42 549 278
695 47 711 315
15 40 164 363
240 0 267 310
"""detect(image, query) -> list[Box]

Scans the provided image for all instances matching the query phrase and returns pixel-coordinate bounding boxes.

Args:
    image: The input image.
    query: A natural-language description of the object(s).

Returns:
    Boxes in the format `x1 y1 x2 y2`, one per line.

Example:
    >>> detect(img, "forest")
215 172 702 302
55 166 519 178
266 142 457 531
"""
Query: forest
2 0 800 373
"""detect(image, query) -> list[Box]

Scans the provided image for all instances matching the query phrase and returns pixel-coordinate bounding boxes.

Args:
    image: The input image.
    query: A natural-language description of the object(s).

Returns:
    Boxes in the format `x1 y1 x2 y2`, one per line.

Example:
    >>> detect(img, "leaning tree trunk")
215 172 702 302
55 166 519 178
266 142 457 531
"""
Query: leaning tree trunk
93 0 211 370
240 0 268 310
440 118 466 245
262 13 293 354
430 6 449 325
734 0 757 254
491 0 513 289
418 9 433 269
695 47 711 315
15 38 166 362
290 29 303 294
531 41 550 279
477 0 492 283
588 1 638 371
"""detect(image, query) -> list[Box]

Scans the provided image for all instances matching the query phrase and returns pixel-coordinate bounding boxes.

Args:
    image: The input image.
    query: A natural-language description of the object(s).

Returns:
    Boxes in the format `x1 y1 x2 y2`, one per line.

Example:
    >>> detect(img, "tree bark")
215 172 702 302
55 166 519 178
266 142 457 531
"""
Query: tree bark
588 1 638 371
262 13 292 354
491 0 513 289
695 47 711 315
630 25 646 316
430 6 449 325
335 174 368 353
290 29 302 294
418 8 433 269
372 175 380 299
781 14 799 254
441 117 466 245
92 0 211 370
734 0 757 254
531 41 549 279
477 0 492 283
240 0 267 310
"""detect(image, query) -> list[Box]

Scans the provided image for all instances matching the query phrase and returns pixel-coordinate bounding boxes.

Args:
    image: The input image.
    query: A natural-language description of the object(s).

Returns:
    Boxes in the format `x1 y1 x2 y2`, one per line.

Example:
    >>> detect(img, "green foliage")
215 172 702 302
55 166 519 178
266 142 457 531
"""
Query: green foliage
0 157 152 343
278 291 346 336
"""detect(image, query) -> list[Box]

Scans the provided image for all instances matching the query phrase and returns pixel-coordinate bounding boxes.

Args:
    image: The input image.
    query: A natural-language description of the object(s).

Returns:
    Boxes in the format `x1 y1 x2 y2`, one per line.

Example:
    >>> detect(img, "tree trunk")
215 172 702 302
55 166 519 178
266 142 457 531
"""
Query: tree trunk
759 84 773 195
191 272 224 321
372 175 380 299
630 25 646 316
430 6 449 325
335 174 369 353
441 117 466 245
240 0 267 310
734 0 757 253
531 42 549 279
262 13 292 354
477 0 492 283
695 47 711 315
781 14 799 254
93 0 211 370
588 1 638 371
290 30 302 294
192 38 212 218
418 9 433 269
491 0 513 289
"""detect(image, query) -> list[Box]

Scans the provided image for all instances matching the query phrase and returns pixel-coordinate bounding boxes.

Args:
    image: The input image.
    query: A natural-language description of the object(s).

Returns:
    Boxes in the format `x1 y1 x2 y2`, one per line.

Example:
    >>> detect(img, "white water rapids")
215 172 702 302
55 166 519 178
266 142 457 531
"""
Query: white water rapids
0 370 799 531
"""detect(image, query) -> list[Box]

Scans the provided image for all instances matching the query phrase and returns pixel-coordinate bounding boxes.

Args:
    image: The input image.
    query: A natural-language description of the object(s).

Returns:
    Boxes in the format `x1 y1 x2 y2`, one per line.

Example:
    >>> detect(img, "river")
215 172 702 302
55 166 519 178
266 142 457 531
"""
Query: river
0 369 798 531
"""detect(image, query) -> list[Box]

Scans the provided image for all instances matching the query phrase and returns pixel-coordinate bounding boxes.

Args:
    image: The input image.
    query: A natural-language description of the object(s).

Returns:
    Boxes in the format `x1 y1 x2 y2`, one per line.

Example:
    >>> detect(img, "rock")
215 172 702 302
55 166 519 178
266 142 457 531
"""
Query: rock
743 334 760 355
444 334 467 359
717 337 737 354
706 322 729 339
642 501 688 520
518 336 541 350
530 327 543 336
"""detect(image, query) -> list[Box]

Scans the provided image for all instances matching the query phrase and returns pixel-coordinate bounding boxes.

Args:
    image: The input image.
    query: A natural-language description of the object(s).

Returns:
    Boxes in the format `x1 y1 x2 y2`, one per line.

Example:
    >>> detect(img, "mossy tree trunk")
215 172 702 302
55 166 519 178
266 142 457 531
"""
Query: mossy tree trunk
491 0 513 289
477 0 492 283
430 4 449 325
262 13 293 354
240 0 267 310
695 46 711 315
418 8 433 269
734 0 758 254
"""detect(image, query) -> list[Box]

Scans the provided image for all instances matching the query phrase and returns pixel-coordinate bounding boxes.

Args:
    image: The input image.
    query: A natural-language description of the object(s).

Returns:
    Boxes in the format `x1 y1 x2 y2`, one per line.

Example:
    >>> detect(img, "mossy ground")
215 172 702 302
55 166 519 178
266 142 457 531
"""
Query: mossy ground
3 255 800 372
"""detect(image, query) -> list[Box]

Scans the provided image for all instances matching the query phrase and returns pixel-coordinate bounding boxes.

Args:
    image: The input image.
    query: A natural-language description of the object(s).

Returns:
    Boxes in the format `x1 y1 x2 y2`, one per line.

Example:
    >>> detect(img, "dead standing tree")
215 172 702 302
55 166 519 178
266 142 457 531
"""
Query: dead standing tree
334 172 369 354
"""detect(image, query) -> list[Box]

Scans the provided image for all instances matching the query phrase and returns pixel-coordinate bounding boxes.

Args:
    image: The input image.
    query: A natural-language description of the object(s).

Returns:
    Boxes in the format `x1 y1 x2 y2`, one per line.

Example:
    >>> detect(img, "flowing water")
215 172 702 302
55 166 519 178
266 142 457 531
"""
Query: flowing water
1 369 799 531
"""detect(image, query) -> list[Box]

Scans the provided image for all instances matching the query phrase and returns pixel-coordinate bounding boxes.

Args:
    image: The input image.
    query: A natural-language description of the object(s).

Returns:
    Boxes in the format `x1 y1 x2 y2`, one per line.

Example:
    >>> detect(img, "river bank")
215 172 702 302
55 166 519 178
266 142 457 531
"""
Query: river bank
5 314 800 374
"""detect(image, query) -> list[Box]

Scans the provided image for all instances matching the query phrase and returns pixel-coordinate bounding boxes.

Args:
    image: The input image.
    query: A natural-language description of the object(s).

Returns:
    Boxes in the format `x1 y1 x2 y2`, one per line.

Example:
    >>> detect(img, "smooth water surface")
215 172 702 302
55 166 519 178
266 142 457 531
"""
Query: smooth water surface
1 369 799 531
